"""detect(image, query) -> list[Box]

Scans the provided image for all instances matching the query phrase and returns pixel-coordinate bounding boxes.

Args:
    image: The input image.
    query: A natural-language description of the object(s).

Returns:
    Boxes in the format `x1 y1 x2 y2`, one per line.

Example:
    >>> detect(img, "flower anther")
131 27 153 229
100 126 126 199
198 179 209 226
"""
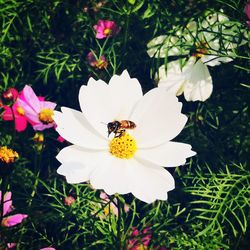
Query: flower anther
109 133 137 159
194 41 209 58
104 28 112 36
39 109 54 124
16 106 25 116
0 146 19 164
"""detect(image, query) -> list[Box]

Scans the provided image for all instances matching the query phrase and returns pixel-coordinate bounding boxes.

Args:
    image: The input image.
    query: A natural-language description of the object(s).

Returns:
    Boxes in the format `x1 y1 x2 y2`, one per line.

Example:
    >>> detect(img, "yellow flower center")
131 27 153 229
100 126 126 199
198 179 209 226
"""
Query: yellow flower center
104 28 112 35
95 59 108 69
136 245 148 250
194 41 209 58
0 146 19 164
16 106 25 115
39 108 54 124
109 133 137 159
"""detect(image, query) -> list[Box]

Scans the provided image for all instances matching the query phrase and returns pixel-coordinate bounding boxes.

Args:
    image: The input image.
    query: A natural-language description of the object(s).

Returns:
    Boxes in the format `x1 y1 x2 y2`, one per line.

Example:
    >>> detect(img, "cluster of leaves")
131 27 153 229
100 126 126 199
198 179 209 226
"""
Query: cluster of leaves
0 0 249 249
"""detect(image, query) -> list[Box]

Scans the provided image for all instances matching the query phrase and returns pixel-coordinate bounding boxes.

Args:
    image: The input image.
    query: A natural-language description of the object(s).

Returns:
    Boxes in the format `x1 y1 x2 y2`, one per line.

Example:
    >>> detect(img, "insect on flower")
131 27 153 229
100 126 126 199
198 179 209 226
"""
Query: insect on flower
107 120 136 138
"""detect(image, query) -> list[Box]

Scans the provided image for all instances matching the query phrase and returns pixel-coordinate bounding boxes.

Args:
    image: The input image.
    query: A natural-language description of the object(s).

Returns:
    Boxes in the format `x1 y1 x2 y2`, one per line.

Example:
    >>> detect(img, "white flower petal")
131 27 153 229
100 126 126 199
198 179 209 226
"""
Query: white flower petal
157 62 186 95
56 145 107 165
90 156 134 195
202 55 233 66
53 107 108 149
57 163 92 183
147 35 168 58
183 59 213 102
130 158 175 203
130 88 187 148
108 70 143 119
136 141 196 167
79 70 142 136
90 156 175 203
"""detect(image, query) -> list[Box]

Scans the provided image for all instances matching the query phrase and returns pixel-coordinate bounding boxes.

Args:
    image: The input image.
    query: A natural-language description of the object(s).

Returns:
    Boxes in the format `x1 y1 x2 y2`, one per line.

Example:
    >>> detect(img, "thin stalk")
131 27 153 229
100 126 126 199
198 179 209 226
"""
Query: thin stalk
0 175 9 228
117 196 122 250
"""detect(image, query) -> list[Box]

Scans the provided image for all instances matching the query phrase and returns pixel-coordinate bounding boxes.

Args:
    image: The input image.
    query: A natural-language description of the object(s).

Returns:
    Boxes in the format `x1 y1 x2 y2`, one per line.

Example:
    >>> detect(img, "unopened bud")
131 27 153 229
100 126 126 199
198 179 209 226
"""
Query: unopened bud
64 196 76 206
2 88 18 102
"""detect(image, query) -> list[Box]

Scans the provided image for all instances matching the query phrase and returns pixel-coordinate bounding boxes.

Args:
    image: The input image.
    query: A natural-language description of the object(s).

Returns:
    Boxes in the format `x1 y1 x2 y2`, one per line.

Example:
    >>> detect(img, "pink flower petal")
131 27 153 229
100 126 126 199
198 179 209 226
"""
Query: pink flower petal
2 106 14 121
7 243 17 249
40 101 56 110
15 116 28 132
3 191 12 216
21 85 41 113
17 98 40 123
3 214 28 227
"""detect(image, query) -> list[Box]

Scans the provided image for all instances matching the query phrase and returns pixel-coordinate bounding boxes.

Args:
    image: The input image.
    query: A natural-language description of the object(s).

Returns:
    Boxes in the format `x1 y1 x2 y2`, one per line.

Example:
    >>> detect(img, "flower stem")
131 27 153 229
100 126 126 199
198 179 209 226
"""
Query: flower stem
0 176 9 225
117 195 122 250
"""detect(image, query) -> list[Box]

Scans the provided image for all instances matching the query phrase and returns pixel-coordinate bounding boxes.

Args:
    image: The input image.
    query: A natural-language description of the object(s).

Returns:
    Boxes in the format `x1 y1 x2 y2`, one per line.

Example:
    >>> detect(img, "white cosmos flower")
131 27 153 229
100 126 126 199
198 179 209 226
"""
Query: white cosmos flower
147 35 189 58
158 57 213 102
54 70 196 203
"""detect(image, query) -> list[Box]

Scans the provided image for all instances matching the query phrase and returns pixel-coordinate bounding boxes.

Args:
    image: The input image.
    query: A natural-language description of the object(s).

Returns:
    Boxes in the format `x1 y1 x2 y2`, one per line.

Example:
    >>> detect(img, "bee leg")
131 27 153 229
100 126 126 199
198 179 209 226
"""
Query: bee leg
115 129 125 138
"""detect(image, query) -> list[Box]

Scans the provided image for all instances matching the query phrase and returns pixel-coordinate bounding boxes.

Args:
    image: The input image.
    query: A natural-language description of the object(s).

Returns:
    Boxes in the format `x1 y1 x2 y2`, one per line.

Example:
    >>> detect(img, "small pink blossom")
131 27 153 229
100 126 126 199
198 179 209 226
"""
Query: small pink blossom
0 191 28 227
16 85 56 131
127 227 152 250
245 1 250 27
100 192 129 216
64 195 76 206
93 20 120 39
86 52 108 69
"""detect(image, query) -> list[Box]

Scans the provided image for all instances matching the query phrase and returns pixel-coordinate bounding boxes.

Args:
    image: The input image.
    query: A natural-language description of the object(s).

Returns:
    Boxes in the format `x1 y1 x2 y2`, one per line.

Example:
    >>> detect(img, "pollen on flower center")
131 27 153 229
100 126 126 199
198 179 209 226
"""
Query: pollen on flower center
0 146 19 164
109 133 137 159
194 41 209 58
16 106 25 115
104 28 112 35
39 108 54 124
95 59 108 69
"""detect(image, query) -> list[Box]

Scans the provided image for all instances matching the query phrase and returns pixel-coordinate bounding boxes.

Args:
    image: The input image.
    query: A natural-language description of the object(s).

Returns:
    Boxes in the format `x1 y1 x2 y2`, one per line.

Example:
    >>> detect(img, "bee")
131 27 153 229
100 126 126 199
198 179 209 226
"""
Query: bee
107 120 136 138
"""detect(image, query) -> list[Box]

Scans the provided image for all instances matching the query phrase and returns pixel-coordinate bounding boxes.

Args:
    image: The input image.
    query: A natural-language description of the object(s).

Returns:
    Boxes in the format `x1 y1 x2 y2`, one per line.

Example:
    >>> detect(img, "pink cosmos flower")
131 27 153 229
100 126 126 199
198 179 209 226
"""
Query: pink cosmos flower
100 192 129 216
245 1 250 27
0 191 28 227
16 85 56 131
86 52 108 69
127 227 152 250
93 20 120 39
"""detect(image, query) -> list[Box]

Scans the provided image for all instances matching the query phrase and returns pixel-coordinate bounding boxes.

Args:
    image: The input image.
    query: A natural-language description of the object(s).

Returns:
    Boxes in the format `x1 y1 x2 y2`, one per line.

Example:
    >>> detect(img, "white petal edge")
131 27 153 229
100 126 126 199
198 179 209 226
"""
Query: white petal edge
135 141 196 167
78 70 143 136
130 158 175 203
53 107 108 150
183 59 213 102
57 163 93 184
130 87 187 148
